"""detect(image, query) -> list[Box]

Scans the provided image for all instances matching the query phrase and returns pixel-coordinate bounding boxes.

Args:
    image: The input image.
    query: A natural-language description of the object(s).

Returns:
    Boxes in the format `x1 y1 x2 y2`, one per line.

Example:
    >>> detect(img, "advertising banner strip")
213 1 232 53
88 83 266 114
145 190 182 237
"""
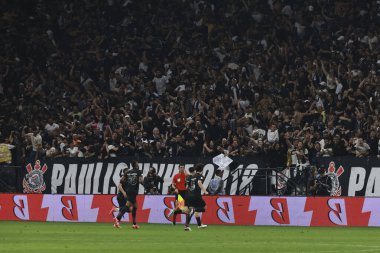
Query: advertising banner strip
0 194 379 227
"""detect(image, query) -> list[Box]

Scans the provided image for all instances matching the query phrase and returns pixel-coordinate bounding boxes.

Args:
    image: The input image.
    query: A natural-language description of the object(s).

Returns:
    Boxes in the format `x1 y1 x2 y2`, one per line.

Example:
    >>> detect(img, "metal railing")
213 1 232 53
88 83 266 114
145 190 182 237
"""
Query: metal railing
229 165 312 196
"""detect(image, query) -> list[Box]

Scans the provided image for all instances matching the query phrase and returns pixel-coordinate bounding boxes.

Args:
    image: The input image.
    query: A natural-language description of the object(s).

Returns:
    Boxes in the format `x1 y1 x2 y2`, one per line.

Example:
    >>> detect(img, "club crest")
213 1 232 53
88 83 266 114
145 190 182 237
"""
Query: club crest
327 162 344 196
23 160 47 193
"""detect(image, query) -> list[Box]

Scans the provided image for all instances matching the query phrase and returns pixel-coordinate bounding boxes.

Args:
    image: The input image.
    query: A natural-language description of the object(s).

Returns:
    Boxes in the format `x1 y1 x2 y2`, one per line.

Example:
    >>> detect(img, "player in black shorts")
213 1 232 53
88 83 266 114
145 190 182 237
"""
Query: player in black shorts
114 161 143 229
110 167 131 228
184 163 208 231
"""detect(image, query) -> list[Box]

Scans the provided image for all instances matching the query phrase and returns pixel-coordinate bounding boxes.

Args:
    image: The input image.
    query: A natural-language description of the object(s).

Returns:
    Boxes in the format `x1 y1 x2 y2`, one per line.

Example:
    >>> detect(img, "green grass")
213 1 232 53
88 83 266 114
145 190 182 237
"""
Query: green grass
0 221 380 253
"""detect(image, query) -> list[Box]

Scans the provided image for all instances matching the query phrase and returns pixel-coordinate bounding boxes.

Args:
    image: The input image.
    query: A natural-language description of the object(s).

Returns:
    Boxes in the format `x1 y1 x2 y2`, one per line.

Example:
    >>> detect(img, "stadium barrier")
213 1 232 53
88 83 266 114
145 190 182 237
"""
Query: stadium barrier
19 156 380 196
0 194 379 227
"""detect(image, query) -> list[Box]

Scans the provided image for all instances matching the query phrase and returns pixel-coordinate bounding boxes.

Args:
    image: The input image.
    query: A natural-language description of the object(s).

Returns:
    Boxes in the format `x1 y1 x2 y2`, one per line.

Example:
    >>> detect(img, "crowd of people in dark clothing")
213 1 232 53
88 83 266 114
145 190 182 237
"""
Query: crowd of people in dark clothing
1 0 380 168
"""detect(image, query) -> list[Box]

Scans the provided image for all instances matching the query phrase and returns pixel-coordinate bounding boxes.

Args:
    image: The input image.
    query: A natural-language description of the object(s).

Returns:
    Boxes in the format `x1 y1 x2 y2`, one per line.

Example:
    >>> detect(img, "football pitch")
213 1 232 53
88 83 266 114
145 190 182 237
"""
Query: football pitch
0 221 380 253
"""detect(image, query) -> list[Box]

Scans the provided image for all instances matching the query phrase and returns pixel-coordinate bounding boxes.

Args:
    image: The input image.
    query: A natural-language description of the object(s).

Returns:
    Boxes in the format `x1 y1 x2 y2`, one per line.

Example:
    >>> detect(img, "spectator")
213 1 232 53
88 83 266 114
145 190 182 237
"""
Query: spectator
67 141 83 158
167 135 185 157
203 139 218 157
310 167 331 196
143 167 163 195
45 141 58 158
267 124 279 143
208 170 225 195
368 130 380 156
320 133 333 157
331 134 347 156
44 118 60 137
309 142 323 165
0 0 379 165
355 138 371 157
295 141 310 169
228 138 241 157
152 70 171 96
0 136 15 164
22 126 42 161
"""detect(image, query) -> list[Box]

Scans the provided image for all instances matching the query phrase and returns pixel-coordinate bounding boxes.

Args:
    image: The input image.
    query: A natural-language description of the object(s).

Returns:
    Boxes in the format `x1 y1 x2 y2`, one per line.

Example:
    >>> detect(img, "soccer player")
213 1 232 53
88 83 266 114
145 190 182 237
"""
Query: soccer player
167 164 188 224
113 161 143 229
184 163 208 231
109 166 130 228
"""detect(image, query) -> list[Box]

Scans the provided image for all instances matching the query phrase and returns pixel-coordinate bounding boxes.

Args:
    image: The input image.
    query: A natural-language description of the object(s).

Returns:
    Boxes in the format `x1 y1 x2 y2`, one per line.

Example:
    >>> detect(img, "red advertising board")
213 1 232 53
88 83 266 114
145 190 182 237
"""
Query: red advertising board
0 194 379 227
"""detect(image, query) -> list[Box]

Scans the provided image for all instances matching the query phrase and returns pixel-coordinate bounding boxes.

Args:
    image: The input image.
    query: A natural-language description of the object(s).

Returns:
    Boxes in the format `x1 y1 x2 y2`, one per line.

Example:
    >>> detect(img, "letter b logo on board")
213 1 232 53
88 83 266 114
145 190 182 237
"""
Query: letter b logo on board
13 195 29 220
61 196 78 221
327 199 347 225
217 197 235 223
270 198 290 224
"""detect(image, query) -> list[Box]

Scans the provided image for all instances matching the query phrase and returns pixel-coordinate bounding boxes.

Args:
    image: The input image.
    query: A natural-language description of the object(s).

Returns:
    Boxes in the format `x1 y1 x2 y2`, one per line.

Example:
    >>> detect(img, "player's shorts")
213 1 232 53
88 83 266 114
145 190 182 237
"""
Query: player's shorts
186 195 205 208
126 192 137 205
117 192 127 207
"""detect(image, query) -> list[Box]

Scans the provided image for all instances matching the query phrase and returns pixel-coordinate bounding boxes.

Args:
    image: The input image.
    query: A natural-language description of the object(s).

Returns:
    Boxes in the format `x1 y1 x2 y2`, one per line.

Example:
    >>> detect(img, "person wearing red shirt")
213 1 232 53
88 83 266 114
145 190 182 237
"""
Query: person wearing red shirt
167 163 187 224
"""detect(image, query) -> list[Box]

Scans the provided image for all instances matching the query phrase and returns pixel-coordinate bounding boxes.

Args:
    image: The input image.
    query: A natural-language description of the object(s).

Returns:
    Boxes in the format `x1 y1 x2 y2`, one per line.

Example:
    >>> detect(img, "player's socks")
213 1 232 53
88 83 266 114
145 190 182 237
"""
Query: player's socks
185 210 193 226
113 217 121 228
132 207 137 225
196 217 202 226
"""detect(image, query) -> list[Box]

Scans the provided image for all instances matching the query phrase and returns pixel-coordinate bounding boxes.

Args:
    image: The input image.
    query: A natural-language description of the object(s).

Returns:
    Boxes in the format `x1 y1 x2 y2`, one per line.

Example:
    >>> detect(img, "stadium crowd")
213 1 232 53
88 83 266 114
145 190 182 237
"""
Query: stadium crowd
1 0 380 167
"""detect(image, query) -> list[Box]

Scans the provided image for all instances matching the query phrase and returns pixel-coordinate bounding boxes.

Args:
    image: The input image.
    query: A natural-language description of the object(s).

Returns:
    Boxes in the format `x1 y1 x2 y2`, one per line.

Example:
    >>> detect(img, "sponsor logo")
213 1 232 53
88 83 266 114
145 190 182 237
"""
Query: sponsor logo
23 160 47 193
61 196 78 221
216 197 235 223
13 195 29 220
163 196 177 222
327 162 344 196
327 199 347 225
270 198 290 224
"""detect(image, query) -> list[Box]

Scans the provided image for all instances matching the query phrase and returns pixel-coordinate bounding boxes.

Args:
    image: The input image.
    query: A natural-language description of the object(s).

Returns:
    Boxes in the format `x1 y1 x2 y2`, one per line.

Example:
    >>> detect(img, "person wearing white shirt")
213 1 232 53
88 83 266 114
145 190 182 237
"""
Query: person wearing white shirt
295 141 309 167
252 126 266 139
267 124 279 143
67 142 83 157
22 126 43 160
355 138 370 157
152 70 171 96
45 118 60 134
